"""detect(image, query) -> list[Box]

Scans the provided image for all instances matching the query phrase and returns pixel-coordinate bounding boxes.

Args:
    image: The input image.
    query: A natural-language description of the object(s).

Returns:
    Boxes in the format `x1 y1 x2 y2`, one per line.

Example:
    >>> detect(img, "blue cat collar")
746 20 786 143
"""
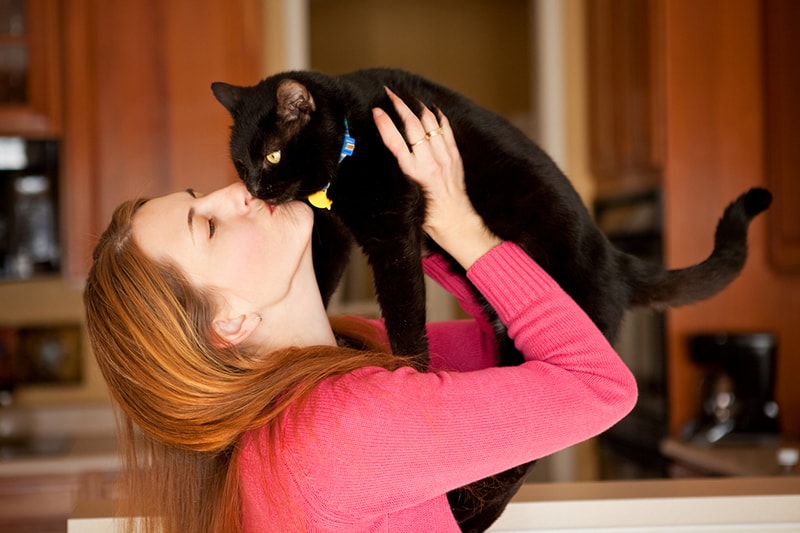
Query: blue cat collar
339 118 355 163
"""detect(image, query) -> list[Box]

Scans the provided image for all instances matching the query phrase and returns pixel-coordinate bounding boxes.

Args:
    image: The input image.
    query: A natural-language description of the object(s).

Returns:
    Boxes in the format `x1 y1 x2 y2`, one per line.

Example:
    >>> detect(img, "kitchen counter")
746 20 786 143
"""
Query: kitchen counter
69 476 800 533
661 437 800 476
490 476 800 532
0 434 118 477
0 404 119 533
0 403 118 477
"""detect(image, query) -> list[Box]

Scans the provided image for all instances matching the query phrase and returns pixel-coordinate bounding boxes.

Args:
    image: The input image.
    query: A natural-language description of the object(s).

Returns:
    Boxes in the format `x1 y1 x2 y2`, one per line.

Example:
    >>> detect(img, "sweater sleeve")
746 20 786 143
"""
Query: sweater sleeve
276 242 637 522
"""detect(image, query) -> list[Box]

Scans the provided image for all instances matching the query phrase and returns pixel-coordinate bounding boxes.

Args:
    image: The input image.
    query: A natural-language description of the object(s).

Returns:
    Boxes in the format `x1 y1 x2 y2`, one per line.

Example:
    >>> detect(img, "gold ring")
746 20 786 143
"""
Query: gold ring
410 136 429 148
425 127 444 139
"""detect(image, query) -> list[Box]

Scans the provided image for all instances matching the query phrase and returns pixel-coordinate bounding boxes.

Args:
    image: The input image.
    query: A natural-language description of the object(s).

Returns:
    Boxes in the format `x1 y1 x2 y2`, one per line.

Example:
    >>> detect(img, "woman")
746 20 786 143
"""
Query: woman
84 90 637 532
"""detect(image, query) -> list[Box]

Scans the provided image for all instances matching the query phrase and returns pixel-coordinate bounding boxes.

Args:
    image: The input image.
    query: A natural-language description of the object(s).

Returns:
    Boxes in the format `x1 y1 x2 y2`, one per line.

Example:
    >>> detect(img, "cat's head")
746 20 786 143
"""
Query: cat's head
211 76 340 203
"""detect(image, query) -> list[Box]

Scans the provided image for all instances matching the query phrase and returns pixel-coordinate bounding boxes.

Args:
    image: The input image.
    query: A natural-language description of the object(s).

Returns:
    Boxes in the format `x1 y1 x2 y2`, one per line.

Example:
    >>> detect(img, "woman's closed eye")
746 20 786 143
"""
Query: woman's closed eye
184 188 215 240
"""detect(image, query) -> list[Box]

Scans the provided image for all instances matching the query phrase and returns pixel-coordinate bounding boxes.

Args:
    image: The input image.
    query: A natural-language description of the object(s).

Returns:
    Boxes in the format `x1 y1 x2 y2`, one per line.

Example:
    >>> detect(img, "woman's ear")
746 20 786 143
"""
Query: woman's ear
212 314 261 347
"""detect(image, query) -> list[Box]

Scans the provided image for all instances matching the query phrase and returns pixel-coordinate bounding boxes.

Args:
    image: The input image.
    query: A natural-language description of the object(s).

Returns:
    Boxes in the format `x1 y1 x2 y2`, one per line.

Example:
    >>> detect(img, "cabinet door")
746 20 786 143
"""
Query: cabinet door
0 0 61 137
60 0 263 280
763 0 800 273
586 0 665 198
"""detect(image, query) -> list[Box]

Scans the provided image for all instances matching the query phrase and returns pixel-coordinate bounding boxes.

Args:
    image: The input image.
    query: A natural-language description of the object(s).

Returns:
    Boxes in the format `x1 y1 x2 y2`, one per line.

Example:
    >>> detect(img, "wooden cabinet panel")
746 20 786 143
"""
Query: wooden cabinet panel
586 0 665 198
663 0 800 438
763 0 800 273
0 0 62 137
589 0 800 440
60 0 263 280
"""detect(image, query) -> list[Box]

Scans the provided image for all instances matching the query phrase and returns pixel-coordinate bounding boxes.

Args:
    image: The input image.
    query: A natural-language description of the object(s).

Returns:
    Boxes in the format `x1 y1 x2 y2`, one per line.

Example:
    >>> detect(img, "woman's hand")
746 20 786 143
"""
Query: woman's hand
373 88 502 270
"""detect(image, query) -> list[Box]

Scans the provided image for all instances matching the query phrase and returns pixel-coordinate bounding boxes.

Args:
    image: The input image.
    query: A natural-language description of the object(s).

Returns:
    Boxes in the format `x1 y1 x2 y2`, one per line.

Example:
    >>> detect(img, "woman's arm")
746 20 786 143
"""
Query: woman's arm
280 242 637 522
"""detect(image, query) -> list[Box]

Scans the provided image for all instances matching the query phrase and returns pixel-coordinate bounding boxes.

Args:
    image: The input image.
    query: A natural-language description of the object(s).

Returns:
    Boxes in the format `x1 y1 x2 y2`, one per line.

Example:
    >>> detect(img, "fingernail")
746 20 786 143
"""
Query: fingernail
373 108 385 117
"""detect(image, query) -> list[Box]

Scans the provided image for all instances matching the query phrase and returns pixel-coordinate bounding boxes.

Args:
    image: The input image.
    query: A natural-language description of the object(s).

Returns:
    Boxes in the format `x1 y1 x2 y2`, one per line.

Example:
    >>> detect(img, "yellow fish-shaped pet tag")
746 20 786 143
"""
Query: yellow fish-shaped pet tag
307 119 353 210
308 187 333 210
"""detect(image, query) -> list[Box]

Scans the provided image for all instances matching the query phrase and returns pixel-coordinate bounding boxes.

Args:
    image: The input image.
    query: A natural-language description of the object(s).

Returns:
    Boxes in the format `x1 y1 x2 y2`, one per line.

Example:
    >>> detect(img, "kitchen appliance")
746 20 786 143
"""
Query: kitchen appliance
685 332 780 444
0 137 60 279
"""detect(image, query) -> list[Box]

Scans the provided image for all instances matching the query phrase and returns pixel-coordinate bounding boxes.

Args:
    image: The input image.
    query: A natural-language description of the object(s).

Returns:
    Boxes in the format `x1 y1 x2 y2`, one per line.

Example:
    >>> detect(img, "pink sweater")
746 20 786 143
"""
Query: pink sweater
239 242 637 532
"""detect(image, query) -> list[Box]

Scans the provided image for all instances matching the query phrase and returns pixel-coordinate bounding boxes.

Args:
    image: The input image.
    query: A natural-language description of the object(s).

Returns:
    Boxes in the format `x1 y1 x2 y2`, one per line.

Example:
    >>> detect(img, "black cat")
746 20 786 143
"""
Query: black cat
211 68 771 532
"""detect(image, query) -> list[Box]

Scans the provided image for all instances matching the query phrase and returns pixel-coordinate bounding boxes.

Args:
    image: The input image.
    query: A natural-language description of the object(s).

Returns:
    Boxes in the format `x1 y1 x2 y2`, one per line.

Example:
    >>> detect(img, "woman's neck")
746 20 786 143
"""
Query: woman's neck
251 258 337 350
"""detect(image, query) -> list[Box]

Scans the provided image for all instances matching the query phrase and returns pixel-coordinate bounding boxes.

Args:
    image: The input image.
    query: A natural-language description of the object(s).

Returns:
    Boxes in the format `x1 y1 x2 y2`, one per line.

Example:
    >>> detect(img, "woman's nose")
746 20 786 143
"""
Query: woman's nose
205 182 252 212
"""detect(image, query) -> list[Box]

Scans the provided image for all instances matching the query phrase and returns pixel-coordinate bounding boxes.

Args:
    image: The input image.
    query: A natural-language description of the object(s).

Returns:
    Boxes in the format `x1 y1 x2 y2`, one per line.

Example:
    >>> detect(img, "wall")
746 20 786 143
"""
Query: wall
306 0 594 204
309 0 532 133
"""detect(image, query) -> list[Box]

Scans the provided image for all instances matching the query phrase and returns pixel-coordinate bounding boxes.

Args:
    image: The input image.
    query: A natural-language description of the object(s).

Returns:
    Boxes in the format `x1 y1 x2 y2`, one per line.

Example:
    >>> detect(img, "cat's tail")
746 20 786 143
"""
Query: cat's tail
626 187 772 309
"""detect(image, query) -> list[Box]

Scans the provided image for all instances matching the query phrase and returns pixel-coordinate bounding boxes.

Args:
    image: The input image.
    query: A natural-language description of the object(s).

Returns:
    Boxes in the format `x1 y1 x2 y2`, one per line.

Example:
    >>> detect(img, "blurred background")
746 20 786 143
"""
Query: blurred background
0 0 798 529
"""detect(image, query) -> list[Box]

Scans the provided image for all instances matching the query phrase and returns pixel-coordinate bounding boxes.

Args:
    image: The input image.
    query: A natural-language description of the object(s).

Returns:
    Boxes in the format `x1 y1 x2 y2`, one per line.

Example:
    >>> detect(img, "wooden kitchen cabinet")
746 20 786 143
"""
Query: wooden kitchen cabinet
0 470 118 533
0 0 265 280
588 0 800 440
586 0 665 199
59 0 264 280
763 0 800 273
0 0 62 137
661 0 800 438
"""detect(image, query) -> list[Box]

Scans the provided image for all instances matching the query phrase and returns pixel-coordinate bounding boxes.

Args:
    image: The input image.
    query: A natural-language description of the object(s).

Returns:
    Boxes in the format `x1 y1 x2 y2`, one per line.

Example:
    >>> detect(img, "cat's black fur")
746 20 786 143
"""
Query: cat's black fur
212 68 771 532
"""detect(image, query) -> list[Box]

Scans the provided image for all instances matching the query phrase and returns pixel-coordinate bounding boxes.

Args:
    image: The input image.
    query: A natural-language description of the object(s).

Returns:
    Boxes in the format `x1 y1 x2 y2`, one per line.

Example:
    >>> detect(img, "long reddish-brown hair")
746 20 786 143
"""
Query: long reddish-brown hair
84 198 407 533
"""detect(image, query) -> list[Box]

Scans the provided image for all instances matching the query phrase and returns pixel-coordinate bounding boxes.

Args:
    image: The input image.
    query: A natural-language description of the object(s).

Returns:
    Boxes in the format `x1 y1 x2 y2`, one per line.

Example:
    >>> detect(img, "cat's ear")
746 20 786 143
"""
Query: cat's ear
211 82 244 114
276 79 316 124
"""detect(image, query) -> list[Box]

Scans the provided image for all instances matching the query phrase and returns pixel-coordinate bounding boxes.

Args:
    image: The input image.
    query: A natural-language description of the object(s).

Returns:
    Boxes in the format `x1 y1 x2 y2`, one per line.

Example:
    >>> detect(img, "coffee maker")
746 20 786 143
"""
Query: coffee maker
685 332 780 444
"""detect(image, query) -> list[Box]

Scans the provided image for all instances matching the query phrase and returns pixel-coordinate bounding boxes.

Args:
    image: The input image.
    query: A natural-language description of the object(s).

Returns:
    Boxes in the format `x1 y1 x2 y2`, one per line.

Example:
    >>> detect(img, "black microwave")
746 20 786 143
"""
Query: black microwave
0 137 60 280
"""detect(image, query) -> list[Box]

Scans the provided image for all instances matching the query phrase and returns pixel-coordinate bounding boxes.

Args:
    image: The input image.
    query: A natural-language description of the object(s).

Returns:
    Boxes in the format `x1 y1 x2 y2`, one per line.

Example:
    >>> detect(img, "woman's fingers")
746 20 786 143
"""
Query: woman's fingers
374 87 463 199
437 112 460 163
418 105 450 162
371 88 489 261
384 88 427 149
372 107 414 171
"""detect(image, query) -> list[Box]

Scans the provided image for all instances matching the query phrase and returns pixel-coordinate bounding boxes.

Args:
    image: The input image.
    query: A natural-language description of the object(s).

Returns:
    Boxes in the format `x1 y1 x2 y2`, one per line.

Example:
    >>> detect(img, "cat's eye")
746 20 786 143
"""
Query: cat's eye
208 218 216 238
265 150 281 164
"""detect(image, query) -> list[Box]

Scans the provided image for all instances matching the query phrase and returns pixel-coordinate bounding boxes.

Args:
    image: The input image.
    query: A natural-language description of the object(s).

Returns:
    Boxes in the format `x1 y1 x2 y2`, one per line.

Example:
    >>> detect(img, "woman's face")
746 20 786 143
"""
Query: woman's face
132 182 316 316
